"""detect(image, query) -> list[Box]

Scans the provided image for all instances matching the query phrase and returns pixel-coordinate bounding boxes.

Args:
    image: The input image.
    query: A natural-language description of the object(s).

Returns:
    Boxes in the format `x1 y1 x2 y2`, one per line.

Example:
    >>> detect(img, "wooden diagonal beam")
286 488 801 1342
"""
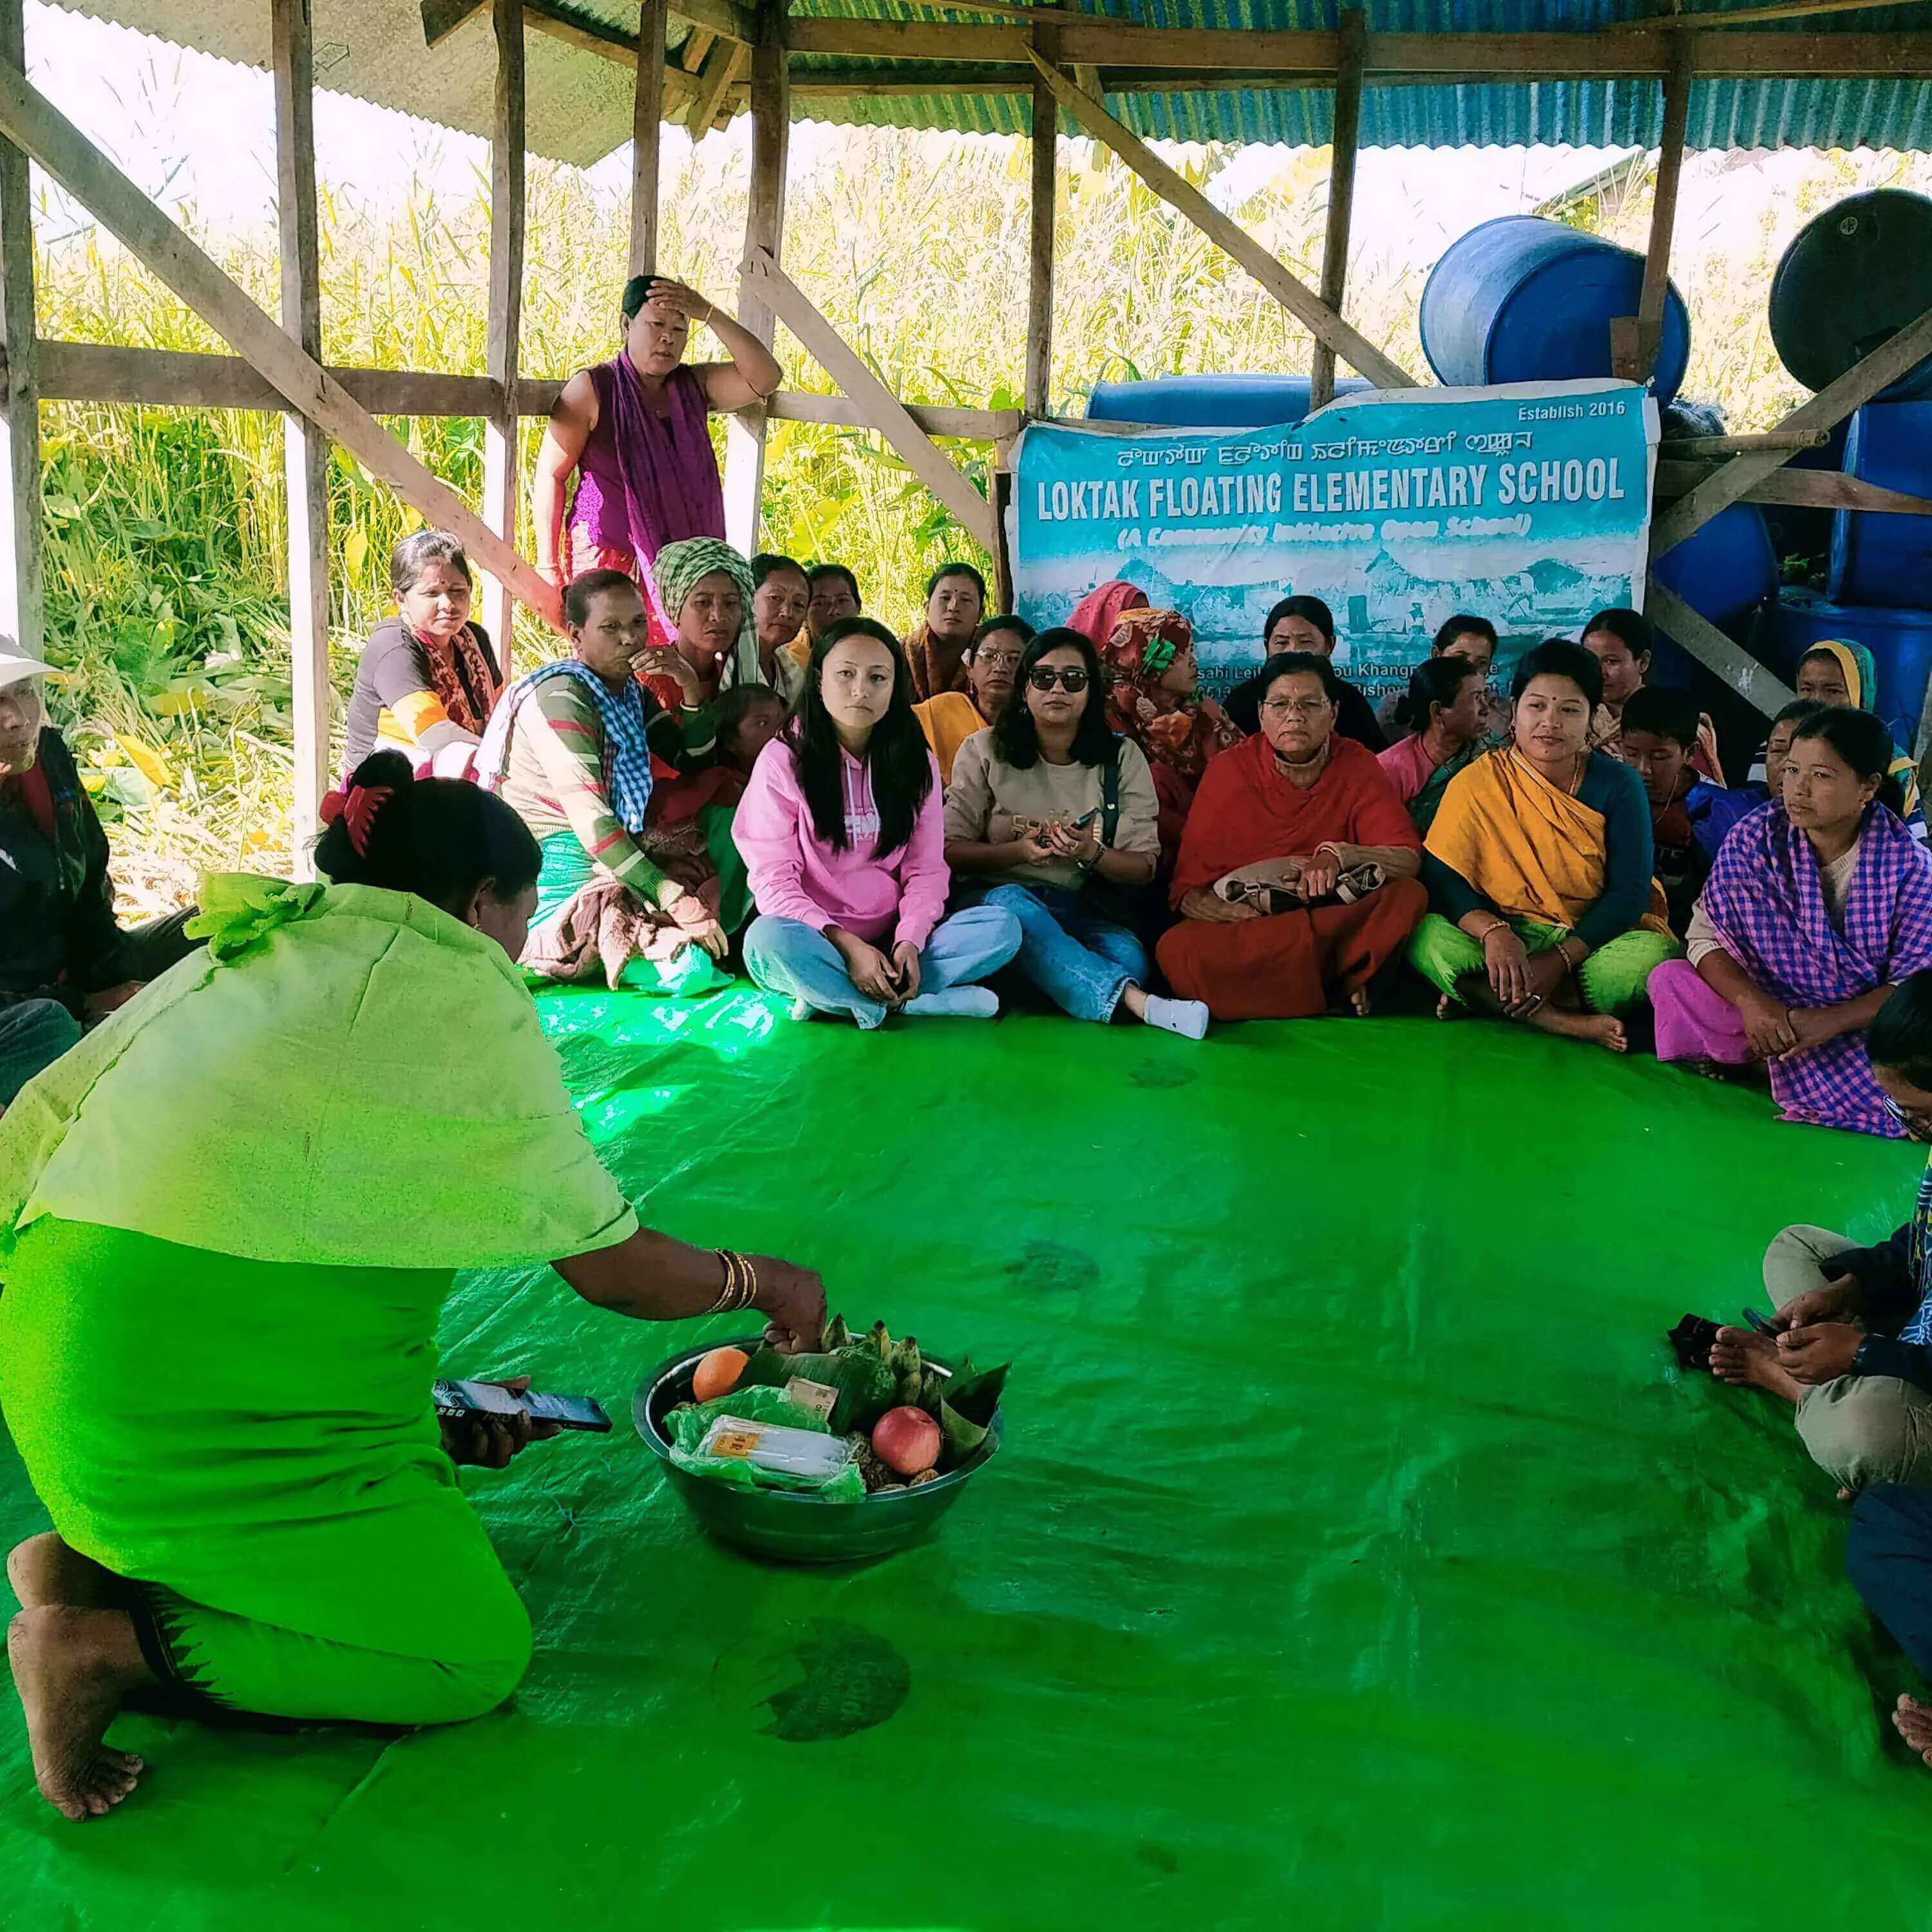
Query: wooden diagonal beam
1646 580 1795 717
744 247 996 554
0 57 557 627
685 36 745 131
1652 301 1932 555
1024 52 1410 388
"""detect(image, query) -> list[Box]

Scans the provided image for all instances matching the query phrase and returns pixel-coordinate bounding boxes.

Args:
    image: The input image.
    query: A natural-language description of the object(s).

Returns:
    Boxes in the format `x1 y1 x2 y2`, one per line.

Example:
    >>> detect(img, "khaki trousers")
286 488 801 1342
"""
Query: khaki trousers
1763 1224 1932 1490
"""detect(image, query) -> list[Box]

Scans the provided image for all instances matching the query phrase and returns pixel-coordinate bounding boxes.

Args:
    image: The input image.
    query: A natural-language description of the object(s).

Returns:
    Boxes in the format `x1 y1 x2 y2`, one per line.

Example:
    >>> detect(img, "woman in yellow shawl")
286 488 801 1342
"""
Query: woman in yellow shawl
0 752 824 1822
1410 638 1681 1054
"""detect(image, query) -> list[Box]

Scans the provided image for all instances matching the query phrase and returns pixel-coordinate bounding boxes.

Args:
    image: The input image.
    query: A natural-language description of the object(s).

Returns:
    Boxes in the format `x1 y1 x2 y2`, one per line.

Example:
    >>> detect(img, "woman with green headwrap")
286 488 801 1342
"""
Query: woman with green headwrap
1749 639 1927 848
637 537 764 760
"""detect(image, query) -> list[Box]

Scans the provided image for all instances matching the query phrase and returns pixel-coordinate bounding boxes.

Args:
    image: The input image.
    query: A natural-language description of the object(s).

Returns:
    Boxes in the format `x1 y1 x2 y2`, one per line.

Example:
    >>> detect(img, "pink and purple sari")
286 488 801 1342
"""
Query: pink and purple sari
1658 798 1932 1136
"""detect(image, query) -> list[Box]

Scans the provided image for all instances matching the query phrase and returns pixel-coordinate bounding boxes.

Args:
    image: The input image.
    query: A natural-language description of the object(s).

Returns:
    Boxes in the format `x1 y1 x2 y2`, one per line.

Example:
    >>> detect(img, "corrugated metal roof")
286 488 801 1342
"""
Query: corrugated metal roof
41 0 1932 166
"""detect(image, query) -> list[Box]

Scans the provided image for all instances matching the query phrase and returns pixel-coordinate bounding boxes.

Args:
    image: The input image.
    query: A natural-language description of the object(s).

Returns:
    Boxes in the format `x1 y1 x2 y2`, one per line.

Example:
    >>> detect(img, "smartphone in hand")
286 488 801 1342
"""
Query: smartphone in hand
434 1378 612 1434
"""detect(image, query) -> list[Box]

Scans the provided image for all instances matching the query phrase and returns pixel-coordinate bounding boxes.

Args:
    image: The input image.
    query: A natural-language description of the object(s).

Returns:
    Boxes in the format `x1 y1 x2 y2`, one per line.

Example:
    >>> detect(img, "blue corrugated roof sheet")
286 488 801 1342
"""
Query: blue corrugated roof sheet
790 0 1932 151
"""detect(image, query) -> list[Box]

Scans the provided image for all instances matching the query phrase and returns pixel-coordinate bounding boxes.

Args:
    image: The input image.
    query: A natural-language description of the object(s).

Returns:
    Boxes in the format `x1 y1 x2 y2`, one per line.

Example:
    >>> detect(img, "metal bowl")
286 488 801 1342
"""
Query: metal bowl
633 1337 1003 1565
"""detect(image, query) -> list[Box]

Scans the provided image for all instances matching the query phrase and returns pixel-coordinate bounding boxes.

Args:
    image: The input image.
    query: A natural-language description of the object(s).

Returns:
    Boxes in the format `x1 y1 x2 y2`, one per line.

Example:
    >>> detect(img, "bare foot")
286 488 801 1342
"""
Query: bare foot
7 1605 152 1821
1895 1694 1932 1769
1708 1325 1803 1403
7 1535 112 1612
1348 986 1372 1017
1527 1005 1627 1052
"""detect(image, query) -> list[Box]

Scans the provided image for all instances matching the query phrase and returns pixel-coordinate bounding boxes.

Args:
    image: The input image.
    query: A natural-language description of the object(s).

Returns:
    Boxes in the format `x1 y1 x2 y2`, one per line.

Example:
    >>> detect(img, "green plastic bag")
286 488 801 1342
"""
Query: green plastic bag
665 1385 866 1501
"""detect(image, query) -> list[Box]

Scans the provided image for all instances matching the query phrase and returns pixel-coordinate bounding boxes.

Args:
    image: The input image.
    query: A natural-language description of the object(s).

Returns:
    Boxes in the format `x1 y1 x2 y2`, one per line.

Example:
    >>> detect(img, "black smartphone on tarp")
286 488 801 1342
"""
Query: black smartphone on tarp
433 1378 612 1434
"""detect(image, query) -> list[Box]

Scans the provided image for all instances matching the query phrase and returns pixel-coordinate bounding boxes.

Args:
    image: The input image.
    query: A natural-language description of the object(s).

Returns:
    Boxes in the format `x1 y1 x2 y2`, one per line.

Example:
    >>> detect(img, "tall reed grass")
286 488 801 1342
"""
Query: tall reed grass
30 129 1931 898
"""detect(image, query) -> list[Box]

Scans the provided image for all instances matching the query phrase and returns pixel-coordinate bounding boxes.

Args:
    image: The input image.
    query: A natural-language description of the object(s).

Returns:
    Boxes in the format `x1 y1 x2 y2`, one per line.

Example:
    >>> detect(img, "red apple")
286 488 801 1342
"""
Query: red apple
871 1406 942 1477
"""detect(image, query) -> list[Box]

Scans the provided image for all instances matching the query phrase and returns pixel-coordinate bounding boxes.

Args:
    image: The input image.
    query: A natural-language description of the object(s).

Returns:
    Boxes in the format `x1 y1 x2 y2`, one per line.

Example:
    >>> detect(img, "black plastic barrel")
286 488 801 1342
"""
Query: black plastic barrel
1418 216 1690 402
1768 190 1932 403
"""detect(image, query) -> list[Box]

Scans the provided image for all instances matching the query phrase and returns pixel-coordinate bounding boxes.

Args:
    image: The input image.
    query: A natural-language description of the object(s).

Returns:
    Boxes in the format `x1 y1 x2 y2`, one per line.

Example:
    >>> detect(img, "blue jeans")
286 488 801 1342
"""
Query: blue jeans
0 998 81 1106
981 883 1150 1025
743 905 1022 1028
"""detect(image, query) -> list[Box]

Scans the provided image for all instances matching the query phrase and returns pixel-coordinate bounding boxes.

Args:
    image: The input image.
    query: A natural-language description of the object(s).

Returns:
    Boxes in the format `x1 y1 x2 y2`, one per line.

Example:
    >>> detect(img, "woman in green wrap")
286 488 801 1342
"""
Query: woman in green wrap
0 753 825 1822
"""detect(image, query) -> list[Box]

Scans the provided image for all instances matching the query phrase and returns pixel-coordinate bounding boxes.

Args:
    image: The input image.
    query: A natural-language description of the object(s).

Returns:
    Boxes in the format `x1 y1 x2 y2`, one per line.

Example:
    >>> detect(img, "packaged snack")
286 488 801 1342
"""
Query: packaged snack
696 1414 857 1488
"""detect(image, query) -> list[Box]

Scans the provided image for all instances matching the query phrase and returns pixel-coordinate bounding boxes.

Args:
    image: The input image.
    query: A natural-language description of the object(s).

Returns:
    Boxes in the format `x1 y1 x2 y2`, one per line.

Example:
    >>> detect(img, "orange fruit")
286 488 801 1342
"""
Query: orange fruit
692 1346 749 1405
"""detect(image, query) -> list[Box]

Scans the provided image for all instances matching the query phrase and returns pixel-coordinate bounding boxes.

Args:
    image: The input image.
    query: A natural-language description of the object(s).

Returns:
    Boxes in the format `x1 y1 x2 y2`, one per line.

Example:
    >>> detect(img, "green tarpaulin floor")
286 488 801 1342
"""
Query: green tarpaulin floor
4 994 1931 1929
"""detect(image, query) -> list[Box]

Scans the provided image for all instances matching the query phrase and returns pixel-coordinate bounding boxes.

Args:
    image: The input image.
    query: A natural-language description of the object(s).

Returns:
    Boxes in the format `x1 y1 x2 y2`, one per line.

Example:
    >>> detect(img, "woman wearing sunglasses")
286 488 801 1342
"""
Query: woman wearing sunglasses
943 629 1209 1038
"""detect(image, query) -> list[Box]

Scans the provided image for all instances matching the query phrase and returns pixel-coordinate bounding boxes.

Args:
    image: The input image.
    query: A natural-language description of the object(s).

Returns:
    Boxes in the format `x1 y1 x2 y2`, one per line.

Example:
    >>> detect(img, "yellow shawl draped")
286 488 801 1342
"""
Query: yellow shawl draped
1427 748 1669 934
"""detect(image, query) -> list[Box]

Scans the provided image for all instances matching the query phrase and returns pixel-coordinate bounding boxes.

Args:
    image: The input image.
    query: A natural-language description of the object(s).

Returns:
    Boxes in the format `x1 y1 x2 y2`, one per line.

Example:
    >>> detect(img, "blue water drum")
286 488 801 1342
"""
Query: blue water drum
1418 216 1691 404
1768 190 1932 404
1763 587 1932 749
1828 402 1932 607
1652 502 1779 638
1084 373 1369 428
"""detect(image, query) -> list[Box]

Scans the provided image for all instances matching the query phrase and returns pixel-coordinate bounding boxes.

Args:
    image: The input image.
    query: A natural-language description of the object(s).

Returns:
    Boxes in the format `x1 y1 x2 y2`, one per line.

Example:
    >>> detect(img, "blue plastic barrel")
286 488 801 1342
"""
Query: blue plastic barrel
1768 190 1932 404
1652 502 1778 634
1085 373 1369 429
1418 216 1691 404
1828 402 1932 607
1762 587 1932 750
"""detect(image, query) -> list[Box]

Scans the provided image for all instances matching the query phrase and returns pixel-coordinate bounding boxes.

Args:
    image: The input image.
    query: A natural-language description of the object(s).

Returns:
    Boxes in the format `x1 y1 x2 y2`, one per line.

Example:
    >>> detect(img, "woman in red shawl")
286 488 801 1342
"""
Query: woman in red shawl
1068 578 1150 645
1100 608 1242 869
1157 651 1426 1020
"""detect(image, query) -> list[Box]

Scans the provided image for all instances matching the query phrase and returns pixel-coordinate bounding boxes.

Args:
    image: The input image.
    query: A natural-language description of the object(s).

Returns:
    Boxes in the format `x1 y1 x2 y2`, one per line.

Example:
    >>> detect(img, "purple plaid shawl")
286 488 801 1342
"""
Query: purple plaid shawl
1701 798 1932 1135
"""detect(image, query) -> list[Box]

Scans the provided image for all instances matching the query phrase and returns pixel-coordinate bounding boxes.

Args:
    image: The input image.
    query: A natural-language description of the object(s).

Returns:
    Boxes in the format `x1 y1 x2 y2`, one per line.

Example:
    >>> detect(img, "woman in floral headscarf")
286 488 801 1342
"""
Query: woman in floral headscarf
1099 608 1243 869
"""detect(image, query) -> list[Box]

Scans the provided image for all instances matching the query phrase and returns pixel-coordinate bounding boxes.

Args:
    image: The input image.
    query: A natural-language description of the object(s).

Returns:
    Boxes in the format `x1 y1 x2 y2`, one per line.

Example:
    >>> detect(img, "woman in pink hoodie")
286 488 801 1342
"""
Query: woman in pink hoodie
736 619 1021 1027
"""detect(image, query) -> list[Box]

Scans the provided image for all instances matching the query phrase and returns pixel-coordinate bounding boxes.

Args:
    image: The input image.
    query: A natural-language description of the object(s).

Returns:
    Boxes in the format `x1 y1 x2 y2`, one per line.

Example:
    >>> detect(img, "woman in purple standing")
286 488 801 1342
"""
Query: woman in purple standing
532 276 782 636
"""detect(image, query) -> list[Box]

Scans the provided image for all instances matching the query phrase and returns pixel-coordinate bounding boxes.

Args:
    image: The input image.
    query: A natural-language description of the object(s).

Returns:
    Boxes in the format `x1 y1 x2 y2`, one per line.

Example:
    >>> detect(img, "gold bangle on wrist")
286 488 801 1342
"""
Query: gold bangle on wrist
708 1248 759 1314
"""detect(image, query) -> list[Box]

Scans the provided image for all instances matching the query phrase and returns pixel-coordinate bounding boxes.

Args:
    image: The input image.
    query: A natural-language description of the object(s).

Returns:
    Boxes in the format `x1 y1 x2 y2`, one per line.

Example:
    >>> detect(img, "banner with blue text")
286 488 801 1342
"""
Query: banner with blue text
1009 380 1659 708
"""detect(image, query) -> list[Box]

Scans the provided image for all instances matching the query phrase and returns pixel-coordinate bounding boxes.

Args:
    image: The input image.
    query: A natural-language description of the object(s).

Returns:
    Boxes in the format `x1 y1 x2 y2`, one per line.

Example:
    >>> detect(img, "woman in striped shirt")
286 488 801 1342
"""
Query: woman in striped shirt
477 571 741 995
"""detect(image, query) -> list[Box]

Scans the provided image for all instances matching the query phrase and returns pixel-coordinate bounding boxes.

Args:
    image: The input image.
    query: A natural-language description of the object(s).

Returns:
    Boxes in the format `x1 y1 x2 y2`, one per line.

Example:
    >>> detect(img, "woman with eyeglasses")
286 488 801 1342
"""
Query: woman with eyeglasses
1408 638 1679 1054
943 628 1209 1038
914 615 1032 786
1158 652 1425 1020
1650 705 1932 1133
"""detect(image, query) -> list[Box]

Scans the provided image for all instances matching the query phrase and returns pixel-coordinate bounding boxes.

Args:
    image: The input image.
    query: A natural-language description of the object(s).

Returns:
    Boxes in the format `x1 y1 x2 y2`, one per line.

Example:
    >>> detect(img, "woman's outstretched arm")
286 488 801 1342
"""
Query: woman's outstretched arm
554 1227 826 1352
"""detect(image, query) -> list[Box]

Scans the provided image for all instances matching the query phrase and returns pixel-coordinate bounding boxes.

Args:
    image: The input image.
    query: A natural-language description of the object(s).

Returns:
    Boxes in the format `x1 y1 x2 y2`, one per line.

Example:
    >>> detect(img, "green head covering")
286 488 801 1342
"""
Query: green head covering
1812 638 1879 712
653 537 759 688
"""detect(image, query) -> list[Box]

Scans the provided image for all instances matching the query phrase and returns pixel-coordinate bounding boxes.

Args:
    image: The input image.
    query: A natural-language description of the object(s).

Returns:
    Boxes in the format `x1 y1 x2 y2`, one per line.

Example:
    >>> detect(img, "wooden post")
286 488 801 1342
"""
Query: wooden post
273 0 330 869
1023 52 1056 422
629 0 667 276
482 0 525 668
722 0 787 556
1613 33 1694 383
0 0 40 661
1309 8 1365 412
1024 52 1410 388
